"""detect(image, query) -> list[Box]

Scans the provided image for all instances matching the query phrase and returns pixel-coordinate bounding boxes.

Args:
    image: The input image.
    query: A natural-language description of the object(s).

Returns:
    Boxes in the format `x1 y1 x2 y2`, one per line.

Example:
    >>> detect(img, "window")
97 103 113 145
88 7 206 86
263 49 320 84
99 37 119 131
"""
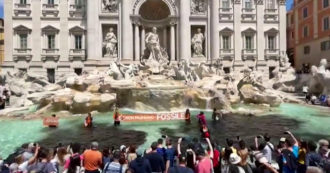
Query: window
74 68 82 76
245 36 253 50
321 40 330 51
47 35 55 49
47 69 55 83
303 7 308 18
291 15 294 24
222 0 230 8
223 67 230 74
324 17 329 31
324 0 329 8
245 0 252 9
75 0 83 8
222 36 230 50
269 67 276 79
75 35 82 50
268 36 276 50
291 32 294 39
20 0 27 4
19 34 28 49
303 26 308 38
266 0 275 9
304 46 310 54
48 0 54 5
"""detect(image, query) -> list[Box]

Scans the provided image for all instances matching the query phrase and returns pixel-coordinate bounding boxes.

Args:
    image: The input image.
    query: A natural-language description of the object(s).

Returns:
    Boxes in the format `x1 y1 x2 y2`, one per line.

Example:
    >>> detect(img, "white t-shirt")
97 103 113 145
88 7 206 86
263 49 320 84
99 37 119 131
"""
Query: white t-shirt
262 142 274 163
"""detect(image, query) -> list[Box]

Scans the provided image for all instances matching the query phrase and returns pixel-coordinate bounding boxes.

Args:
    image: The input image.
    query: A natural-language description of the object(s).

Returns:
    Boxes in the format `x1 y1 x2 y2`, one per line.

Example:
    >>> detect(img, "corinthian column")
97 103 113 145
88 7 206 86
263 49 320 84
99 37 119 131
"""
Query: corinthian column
170 25 176 60
121 0 133 60
210 0 220 60
179 0 191 60
134 24 140 61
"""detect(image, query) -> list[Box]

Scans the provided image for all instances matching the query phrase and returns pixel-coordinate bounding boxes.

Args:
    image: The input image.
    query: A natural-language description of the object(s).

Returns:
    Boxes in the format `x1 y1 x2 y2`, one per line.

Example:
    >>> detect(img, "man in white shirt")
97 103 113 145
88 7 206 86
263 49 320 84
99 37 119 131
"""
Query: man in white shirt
262 133 274 164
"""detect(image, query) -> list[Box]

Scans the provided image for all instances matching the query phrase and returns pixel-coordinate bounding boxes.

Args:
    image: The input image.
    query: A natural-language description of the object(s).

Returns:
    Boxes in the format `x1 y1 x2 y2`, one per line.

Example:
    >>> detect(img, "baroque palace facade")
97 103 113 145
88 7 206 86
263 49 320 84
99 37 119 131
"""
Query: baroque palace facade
4 0 286 80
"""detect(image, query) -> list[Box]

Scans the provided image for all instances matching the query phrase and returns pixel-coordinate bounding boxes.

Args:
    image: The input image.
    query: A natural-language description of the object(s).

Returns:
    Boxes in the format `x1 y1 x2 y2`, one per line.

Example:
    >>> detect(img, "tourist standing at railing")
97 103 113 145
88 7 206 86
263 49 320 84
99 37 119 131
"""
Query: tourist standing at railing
281 131 299 173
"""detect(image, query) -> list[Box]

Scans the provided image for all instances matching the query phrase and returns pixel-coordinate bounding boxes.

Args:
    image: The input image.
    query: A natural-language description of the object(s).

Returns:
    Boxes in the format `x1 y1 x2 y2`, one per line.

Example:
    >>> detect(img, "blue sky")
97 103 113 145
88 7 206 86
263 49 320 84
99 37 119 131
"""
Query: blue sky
0 0 294 19
0 0 3 18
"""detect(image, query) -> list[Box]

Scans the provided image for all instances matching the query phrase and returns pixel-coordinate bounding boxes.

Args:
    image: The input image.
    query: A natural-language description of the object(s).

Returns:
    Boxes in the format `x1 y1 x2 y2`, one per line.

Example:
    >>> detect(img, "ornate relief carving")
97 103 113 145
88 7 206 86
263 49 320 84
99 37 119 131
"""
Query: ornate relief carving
191 0 207 15
102 0 118 13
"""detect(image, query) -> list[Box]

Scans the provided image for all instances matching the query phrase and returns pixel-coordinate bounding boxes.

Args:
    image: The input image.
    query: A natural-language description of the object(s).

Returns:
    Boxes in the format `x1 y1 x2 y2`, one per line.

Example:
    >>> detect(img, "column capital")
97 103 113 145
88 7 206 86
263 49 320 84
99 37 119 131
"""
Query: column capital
256 0 264 5
278 0 286 6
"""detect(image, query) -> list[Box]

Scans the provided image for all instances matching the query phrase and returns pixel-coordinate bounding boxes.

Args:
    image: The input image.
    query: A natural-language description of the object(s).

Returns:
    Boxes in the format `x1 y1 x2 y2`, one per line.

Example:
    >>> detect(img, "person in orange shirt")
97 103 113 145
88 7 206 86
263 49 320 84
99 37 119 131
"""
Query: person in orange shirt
85 113 93 128
82 142 102 173
113 108 121 126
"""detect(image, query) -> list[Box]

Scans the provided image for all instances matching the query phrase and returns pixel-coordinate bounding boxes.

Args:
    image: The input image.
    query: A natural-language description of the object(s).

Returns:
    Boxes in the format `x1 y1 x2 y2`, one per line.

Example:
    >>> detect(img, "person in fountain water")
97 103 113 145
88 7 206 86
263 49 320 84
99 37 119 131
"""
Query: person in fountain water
185 109 191 124
197 111 207 126
113 108 121 126
85 113 93 128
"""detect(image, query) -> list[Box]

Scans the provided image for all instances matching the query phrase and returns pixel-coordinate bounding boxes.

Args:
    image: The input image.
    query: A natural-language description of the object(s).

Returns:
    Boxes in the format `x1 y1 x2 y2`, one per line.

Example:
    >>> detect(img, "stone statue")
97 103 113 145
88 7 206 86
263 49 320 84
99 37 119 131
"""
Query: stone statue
102 0 118 13
191 28 205 58
191 0 206 14
103 27 117 57
145 27 163 61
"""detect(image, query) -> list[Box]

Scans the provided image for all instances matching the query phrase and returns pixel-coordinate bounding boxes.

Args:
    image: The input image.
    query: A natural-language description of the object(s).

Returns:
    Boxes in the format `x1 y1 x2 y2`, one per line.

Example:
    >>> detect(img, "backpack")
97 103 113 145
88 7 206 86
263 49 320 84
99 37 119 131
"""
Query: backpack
67 154 81 173
103 162 122 173
282 149 298 170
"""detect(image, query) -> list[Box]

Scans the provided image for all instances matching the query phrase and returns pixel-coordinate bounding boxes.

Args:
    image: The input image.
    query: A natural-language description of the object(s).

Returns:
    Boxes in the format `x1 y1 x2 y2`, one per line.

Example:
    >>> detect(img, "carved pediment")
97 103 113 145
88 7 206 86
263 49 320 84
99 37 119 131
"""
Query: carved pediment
13 25 31 32
69 26 85 33
42 25 60 32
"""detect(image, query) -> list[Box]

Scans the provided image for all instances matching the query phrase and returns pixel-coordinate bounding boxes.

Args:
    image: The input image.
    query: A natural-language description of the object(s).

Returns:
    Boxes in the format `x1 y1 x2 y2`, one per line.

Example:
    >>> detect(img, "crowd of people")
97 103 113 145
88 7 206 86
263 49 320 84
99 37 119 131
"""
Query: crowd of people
0 85 10 110
0 111 330 173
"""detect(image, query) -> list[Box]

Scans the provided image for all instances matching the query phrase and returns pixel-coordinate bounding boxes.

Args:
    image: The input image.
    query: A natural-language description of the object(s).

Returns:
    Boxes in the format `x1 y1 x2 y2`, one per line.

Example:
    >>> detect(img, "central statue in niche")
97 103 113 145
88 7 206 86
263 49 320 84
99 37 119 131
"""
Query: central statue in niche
145 27 163 61
141 27 169 73
191 28 205 58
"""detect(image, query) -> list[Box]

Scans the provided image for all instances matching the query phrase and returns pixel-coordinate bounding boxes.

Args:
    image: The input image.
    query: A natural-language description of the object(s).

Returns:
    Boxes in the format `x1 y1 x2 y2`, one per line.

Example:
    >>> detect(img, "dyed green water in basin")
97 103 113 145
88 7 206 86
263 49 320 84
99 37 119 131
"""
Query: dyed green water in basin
0 103 329 159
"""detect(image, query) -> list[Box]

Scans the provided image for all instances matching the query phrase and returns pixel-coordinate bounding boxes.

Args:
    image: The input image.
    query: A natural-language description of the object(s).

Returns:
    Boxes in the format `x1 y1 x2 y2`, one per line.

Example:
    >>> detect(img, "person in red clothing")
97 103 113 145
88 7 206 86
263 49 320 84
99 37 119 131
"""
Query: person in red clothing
207 144 220 173
197 112 207 126
195 138 213 173
185 109 191 124
201 124 210 139
113 108 121 126
85 113 93 128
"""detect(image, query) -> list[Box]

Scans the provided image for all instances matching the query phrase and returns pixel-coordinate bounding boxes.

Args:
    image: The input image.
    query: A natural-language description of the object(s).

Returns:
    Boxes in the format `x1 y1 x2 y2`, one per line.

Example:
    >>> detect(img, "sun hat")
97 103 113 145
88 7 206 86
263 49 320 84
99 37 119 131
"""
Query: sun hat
229 153 242 165
280 137 286 142
120 145 126 151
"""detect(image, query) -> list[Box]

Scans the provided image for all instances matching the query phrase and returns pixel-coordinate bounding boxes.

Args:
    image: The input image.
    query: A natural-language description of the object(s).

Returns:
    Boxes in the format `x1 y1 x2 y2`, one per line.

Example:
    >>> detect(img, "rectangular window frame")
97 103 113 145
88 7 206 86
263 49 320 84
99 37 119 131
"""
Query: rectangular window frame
19 34 28 49
303 26 309 38
303 46 310 54
268 35 276 50
48 0 55 5
324 16 329 31
245 0 252 9
222 35 231 50
75 35 82 50
245 35 253 50
47 34 55 49
303 7 308 18
324 0 329 8
20 0 27 5
222 0 230 8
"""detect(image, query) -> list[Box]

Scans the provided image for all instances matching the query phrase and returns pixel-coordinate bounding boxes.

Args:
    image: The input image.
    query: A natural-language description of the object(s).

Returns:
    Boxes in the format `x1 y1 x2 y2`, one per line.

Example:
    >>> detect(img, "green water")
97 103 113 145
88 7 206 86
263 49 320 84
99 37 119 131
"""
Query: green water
0 103 329 159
